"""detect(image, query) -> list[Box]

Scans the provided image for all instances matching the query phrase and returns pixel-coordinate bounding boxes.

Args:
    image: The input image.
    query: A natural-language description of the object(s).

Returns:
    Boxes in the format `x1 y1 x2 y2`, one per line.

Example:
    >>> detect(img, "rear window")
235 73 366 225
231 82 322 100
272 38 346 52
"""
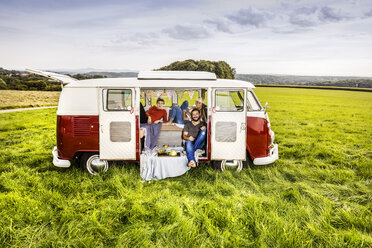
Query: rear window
106 89 132 111
215 90 244 112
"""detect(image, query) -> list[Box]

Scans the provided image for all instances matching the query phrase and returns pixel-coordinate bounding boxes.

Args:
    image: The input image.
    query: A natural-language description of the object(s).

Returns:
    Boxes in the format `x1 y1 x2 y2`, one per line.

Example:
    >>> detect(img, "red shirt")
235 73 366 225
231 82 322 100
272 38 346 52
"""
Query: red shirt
146 106 167 122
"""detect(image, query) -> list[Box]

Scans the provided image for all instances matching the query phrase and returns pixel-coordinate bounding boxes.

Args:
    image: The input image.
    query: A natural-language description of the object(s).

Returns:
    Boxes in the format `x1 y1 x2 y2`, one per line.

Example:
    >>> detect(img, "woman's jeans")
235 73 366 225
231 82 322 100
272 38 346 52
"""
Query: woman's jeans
169 101 189 124
185 129 206 162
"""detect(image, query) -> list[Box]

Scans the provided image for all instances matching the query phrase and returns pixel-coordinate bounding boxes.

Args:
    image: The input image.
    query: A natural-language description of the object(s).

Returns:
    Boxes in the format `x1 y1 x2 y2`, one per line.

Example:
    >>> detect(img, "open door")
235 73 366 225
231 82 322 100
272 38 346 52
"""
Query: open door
211 88 247 160
99 88 136 160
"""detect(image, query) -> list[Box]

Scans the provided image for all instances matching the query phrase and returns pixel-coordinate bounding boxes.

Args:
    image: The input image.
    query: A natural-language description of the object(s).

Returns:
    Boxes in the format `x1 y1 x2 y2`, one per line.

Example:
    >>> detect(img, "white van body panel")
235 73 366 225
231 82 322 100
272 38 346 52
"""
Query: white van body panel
57 87 99 115
99 88 136 160
211 88 247 160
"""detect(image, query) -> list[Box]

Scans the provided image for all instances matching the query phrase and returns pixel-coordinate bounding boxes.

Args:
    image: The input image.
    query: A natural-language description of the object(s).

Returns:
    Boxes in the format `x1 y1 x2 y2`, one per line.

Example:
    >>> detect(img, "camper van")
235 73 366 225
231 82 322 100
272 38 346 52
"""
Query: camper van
28 70 278 176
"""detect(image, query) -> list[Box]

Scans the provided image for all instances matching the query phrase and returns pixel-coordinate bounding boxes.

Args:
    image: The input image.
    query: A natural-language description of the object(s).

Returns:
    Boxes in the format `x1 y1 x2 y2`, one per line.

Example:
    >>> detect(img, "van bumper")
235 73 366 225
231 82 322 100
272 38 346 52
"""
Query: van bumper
253 144 278 165
52 146 71 168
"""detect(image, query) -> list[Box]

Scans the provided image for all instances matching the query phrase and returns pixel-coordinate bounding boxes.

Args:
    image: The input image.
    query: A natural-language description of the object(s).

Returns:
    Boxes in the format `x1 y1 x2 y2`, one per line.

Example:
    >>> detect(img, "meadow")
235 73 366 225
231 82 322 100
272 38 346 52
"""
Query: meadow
0 87 371 247
0 90 60 110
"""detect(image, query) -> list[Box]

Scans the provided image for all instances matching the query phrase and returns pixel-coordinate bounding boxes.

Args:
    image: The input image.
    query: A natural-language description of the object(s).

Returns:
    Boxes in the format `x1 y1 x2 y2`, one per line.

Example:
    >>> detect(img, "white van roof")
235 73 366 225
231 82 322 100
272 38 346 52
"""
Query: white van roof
138 71 217 80
65 77 255 89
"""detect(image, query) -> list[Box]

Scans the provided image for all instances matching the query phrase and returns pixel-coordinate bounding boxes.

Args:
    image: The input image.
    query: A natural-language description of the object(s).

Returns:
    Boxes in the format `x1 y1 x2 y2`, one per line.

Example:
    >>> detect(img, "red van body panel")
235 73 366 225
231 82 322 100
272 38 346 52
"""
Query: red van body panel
246 116 270 160
57 115 99 160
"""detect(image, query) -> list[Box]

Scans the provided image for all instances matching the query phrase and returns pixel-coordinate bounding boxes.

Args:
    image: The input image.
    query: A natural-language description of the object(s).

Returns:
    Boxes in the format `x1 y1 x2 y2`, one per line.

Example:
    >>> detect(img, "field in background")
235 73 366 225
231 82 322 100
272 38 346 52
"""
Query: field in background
0 90 60 109
0 87 371 247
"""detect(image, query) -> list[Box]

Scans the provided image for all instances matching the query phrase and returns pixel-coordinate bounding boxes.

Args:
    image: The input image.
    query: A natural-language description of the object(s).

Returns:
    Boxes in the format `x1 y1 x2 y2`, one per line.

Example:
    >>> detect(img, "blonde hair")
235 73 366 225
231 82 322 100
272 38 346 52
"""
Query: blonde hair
196 98 203 103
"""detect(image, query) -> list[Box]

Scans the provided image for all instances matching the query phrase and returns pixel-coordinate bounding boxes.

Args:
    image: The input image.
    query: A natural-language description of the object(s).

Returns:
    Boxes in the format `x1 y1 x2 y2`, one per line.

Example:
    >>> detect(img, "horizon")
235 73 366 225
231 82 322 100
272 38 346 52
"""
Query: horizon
1 0 372 77
1 66 372 78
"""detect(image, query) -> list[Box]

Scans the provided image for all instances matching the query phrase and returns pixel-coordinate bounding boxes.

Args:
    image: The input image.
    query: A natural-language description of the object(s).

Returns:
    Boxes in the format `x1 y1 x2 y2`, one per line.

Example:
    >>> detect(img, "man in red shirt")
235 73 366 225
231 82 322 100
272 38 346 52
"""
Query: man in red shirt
146 98 167 124
141 98 167 150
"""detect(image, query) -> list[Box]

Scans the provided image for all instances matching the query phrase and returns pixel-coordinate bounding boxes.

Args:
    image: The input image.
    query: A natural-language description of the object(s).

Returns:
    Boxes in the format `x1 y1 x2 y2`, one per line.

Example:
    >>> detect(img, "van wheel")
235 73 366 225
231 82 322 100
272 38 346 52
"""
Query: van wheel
213 160 225 171
80 153 109 175
243 151 253 169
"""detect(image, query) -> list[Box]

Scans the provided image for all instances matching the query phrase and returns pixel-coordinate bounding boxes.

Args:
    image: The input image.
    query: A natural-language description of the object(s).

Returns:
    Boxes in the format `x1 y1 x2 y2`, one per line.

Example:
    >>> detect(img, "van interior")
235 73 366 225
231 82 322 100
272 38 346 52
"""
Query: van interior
139 88 208 159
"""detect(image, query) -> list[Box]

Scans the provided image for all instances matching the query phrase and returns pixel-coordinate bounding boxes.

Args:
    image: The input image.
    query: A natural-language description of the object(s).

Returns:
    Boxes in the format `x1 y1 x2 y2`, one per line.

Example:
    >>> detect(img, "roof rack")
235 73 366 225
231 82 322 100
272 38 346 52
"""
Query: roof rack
137 71 217 80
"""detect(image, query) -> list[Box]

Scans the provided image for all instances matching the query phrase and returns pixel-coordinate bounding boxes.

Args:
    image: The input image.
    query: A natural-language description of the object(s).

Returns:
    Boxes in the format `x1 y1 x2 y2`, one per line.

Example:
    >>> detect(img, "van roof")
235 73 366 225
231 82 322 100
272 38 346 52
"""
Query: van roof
64 77 255 89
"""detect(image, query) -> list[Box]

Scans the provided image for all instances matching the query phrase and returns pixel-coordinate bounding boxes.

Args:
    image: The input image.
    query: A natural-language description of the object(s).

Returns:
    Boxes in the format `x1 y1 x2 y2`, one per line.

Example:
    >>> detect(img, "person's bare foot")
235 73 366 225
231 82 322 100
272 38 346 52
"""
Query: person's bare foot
163 120 173 125
188 160 196 168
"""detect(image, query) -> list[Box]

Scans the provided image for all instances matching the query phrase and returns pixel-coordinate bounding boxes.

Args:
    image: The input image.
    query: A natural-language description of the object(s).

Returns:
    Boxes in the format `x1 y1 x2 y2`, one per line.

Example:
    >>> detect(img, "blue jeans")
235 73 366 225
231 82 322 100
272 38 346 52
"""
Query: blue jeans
185 129 206 163
169 101 189 124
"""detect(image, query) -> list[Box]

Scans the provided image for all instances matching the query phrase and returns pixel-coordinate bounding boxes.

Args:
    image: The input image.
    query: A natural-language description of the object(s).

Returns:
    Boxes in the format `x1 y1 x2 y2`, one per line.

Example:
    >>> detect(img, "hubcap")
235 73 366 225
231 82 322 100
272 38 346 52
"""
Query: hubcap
86 155 108 175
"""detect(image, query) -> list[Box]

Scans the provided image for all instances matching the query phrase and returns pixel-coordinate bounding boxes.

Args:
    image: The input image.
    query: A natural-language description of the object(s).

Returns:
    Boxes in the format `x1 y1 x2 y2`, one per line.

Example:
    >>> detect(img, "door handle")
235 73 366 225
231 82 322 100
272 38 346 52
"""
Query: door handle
240 123 246 131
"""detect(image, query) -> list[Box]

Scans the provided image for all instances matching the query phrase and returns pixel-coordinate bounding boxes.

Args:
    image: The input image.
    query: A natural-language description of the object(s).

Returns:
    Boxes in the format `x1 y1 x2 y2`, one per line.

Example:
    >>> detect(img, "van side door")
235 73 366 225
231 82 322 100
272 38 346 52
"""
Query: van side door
211 88 247 160
99 88 136 160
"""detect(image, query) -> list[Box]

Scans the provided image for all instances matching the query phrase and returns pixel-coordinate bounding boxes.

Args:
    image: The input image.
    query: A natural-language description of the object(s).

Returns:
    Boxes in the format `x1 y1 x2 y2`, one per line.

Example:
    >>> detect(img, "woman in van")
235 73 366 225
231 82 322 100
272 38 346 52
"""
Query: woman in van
165 98 207 125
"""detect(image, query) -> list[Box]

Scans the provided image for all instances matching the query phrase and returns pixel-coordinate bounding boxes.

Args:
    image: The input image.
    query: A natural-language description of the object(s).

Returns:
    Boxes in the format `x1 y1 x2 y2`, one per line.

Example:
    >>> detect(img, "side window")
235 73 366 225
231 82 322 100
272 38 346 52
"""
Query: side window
107 89 132 111
247 91 261 111
215 90 244 112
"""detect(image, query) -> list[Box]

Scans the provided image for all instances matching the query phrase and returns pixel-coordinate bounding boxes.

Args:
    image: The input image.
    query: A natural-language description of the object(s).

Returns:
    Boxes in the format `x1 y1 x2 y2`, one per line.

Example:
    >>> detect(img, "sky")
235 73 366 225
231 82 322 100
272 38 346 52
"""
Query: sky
0 0 372 76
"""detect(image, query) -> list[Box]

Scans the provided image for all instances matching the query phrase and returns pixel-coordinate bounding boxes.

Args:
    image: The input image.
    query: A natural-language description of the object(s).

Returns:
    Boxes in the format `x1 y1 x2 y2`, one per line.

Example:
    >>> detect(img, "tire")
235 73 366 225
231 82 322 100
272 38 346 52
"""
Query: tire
80 153 109 175
213 160 225 171
242 151 253 169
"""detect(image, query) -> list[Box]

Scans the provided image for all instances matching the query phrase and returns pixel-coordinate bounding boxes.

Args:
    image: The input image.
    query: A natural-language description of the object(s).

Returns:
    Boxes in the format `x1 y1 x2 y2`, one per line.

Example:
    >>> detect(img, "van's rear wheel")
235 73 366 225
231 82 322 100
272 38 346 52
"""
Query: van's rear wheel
80 153 109 175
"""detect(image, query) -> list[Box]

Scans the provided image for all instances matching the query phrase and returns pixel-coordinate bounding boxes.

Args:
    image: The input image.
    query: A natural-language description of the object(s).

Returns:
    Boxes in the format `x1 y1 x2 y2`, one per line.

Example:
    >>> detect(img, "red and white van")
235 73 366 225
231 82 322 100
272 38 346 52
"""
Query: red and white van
29 70 278 174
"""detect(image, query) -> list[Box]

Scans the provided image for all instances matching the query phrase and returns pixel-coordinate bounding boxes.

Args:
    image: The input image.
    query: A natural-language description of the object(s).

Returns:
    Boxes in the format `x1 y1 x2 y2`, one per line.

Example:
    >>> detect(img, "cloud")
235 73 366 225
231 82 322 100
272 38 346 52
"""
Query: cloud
204 19 232 33
226 7 270 27
318 6 349 22
109 32 159 48
163 25 211 40
364 9 372 18
289 7 319 27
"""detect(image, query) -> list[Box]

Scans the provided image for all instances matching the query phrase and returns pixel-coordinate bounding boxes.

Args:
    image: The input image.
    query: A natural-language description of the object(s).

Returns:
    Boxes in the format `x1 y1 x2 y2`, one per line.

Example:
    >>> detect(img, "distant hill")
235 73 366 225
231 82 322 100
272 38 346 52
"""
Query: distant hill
236 74 372 88
1 67 372 90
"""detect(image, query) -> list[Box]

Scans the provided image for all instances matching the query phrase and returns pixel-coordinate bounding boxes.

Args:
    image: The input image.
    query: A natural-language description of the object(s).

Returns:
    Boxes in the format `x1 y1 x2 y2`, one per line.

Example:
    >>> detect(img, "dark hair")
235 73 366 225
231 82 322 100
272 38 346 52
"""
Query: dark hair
191 108 200 115
156 98 165 104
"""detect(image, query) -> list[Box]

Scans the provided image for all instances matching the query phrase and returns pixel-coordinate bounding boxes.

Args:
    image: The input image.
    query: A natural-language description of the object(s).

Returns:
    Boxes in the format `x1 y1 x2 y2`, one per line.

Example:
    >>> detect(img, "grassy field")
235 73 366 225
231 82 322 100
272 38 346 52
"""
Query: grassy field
0 87 371 247
0 90 60 110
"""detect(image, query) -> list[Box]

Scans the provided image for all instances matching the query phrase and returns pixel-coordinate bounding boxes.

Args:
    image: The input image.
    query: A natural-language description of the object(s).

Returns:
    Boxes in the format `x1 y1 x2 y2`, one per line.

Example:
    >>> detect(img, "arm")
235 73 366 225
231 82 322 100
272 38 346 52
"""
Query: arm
146 106 154 124
182 130 195 141
163 109 167 122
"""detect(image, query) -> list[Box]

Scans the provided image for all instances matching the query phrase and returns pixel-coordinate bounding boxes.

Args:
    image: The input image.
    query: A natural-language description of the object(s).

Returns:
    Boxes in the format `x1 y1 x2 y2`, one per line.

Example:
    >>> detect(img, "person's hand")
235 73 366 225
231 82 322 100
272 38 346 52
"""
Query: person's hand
201 126 206 130
189 136 195 141
147 116 152 124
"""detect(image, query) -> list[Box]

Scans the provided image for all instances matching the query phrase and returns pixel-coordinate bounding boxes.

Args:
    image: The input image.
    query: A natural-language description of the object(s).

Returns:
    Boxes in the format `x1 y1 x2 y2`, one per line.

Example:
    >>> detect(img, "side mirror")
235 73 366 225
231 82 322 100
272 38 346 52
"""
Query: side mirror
264 102 269 114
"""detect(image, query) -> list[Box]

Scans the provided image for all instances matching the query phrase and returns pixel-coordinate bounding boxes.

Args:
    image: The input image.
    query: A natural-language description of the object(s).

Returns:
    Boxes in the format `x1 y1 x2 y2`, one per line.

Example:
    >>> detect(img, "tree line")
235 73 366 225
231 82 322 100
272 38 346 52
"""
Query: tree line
0 68 106 91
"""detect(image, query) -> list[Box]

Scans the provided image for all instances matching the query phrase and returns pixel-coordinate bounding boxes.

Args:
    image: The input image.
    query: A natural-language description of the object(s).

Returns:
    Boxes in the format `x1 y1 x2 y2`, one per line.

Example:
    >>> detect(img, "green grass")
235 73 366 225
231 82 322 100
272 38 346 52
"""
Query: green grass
0 88 371 247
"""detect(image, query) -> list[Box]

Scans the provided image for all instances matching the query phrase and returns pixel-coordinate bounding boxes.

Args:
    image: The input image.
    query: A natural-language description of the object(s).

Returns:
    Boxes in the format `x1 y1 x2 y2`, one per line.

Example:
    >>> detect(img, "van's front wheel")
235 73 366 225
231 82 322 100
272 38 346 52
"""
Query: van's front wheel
80 153 109 175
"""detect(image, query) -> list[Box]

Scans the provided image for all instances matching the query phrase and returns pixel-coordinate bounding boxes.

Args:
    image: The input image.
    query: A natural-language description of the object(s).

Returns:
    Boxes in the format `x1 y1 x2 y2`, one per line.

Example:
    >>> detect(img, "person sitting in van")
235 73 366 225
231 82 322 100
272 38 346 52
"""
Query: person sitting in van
164 100 189 125
146 98 167 124
141 98 167 150
195 98 208 122
182 108 207 167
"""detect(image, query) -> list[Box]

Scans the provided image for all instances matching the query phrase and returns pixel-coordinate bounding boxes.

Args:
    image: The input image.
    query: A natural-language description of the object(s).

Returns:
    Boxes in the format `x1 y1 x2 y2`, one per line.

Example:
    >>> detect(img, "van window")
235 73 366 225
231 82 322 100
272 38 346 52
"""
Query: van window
247 91 261 111
107 89 132 111
215 90 244 112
